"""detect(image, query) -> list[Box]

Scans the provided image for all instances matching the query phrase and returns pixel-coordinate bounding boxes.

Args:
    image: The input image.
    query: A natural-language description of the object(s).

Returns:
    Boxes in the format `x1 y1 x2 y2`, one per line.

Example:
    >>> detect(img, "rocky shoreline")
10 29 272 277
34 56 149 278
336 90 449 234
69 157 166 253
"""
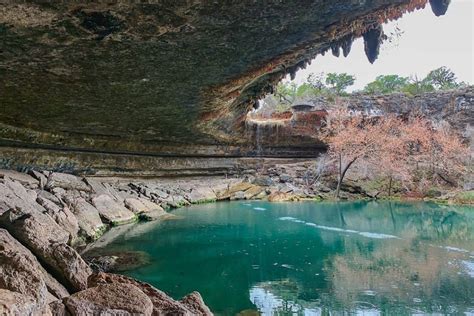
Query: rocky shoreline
0 162 471 315
0 162 321 315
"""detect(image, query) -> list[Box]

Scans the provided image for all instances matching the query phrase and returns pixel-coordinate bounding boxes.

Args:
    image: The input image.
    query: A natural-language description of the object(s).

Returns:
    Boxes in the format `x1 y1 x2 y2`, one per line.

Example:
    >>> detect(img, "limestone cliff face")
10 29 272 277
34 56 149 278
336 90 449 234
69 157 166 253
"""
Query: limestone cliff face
248 87 473 154
1 0 442 157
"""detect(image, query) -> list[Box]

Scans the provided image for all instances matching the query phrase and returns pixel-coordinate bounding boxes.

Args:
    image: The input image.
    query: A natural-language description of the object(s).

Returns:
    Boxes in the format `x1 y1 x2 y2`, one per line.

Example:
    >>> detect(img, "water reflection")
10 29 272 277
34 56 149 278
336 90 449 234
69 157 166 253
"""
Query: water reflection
90 201 474 315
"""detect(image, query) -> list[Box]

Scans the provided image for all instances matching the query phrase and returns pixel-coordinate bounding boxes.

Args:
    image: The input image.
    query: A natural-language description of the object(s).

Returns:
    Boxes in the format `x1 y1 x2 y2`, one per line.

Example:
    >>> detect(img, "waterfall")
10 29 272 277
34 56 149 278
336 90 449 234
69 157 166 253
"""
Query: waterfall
255 123 263 157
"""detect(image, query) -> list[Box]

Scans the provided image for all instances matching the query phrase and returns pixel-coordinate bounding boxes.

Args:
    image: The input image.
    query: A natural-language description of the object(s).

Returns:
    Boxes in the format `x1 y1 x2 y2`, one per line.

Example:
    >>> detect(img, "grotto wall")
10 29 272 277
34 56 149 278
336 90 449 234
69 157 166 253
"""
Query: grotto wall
0 0 446 161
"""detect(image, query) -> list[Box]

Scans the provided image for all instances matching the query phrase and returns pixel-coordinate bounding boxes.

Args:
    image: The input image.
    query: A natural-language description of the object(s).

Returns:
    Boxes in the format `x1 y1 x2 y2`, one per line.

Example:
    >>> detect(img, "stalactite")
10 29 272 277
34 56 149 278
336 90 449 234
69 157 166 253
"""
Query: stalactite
363 24 384 64
341 34 354 57
429 0 450 16
289 68 296 80
331 43 341 57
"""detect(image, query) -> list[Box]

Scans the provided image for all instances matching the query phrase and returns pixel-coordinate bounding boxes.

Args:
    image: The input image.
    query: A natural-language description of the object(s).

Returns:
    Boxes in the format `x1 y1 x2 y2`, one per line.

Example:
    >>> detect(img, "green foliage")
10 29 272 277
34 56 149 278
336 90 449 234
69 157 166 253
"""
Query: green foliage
363 75 409 94
400 77 435 95
274 72 355 104
275 82 298 104
424 66 460 90
362 67 464 95
325 73 355 95
267 67 466 112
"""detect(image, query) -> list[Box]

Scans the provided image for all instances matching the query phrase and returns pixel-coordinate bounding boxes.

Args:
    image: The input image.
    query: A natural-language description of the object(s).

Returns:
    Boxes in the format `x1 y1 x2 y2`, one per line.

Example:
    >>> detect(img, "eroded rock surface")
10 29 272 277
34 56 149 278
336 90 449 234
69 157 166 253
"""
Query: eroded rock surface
0 1 438 157
92 194 137 225
0 207 91 292
0 229 69 304
64 283 153 316
0 289 51 316
88 272 212 315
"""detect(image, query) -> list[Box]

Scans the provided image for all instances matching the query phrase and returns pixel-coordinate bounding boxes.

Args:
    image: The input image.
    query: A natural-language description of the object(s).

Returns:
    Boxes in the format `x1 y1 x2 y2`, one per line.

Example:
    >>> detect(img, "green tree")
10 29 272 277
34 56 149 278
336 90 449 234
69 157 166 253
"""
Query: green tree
325 73 355 95
275 82 298 104
424 66 460 90
363 75 409 94
306 73 327 92
401 75 435 95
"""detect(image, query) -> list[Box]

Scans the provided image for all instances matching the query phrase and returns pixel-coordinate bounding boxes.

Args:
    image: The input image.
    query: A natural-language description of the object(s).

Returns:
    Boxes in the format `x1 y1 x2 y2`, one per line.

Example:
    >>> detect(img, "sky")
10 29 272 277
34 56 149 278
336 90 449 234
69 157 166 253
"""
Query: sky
290 0 474 91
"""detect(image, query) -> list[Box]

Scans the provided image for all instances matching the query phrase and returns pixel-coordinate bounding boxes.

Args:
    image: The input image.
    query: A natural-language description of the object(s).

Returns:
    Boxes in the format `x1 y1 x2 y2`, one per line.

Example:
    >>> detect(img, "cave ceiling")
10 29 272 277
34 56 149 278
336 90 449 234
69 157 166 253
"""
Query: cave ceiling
0 0 446 155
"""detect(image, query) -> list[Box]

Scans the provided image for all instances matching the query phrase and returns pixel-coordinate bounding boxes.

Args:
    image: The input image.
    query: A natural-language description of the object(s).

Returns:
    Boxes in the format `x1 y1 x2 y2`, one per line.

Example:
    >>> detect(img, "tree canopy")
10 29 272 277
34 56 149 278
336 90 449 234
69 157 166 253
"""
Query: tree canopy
273 67 467 106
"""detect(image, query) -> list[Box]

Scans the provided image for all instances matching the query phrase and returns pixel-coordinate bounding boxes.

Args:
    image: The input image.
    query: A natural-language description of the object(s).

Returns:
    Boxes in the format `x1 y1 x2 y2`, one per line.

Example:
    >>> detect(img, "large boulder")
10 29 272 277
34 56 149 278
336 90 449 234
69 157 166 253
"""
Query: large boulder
242 185 265 200
36 195 80 245
217 182 264 200
0 289 52 316
0 207 91 292
0 169 39 187
0 177 45 215
92 194 137 225
267 191 300 202
123 197 166 219
217 182 253 200
185 187 217 204
0 229 69 309
64 196 106 241
88 272 212 315
252 176 274 187
45 172 91 192
63 283 153 316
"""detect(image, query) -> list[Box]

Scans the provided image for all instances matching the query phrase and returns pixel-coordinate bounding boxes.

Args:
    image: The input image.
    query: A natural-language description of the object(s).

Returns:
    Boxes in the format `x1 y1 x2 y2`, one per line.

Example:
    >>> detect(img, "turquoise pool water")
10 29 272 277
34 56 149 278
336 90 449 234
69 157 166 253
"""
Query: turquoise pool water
92 201 474 315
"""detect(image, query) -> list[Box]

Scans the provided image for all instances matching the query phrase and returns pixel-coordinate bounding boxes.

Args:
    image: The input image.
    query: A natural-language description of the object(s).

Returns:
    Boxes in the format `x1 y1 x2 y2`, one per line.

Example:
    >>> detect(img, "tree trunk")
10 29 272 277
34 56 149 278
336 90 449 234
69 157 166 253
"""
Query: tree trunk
335 154 342 198
335 156 357 199
388 176 393 197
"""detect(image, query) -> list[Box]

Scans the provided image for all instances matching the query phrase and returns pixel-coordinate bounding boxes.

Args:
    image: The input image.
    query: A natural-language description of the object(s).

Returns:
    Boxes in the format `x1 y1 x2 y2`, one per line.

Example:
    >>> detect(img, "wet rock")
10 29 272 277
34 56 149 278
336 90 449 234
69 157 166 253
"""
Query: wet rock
86 255 119 273
85 251 150 273
65 197 106 241
88 272 212 315
124 197 165 217
0 169 39 187
0 229 69 305
92 194 137 225
64 283 153 316
46 172 91 192
140 210 176 221
165 194 190 208
0 207 91 292
185 187 217 204
0 289 51 316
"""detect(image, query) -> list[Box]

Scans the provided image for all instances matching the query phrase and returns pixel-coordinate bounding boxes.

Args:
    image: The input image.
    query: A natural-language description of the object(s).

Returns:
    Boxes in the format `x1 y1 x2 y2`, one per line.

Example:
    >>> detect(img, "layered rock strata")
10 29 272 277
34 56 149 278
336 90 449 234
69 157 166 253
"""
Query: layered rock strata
0 0 447 157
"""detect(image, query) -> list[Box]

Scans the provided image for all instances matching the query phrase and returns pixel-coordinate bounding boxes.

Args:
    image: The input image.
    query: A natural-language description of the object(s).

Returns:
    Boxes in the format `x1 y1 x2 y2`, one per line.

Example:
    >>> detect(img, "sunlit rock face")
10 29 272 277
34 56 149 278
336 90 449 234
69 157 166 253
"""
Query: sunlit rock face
1 1 436 157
